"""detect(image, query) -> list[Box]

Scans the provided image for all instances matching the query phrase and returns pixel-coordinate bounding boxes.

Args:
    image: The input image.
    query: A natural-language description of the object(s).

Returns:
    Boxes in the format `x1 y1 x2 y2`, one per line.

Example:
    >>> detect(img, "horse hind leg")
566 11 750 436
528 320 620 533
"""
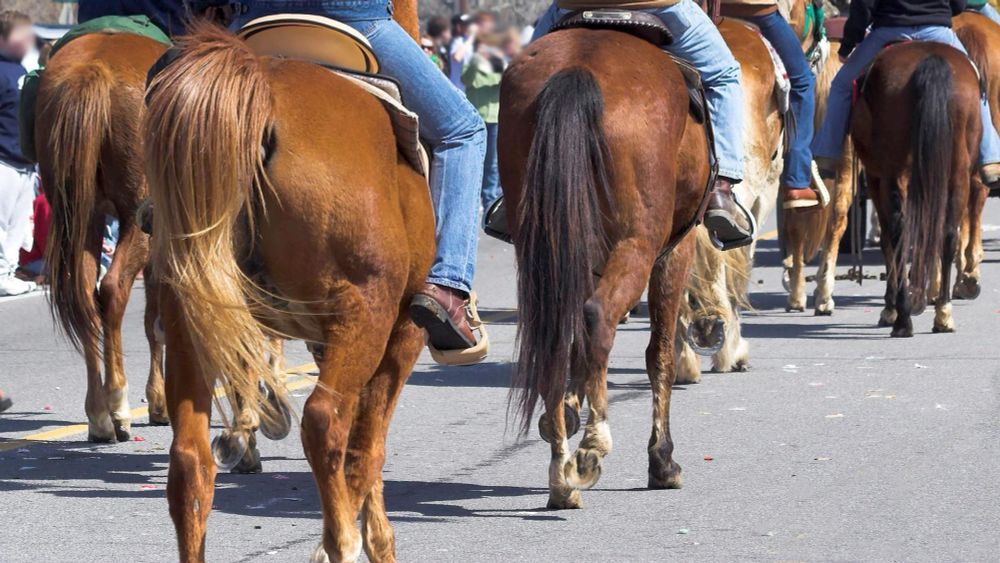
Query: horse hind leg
953 178 987 300
98 219 147 441
647 234 695 489
934 166 968 333
78 217 114 442
814 160 854 315
143 265 169 425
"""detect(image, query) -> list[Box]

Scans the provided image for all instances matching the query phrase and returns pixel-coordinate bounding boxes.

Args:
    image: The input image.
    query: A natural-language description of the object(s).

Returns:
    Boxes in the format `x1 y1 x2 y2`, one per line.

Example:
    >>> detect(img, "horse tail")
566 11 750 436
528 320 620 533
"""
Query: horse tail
902 54 952 297
143 24 276 425
511 68 613 433
40 60 114 351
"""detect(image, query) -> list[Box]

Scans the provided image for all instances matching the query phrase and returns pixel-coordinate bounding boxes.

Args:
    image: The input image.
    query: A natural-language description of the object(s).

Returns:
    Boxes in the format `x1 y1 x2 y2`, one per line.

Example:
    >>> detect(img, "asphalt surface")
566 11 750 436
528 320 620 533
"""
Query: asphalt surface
2 203 999 562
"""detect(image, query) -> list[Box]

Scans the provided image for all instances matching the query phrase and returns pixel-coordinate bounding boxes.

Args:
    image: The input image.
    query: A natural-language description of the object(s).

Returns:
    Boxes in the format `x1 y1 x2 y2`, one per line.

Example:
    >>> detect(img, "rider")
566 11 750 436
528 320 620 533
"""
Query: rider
77 0 230 33
966 0 1000 25
721 0 820 209
530 0 756 249
230 1 489 355
812 0 1000 191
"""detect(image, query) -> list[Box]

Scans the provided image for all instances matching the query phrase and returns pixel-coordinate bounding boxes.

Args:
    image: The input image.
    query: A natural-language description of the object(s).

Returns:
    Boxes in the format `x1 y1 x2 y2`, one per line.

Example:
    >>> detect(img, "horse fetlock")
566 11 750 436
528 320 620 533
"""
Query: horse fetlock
647 456 683 490
87 413 116 443
933 302 955 333
311 532 362 563
814 291 835 316
878 308 897 327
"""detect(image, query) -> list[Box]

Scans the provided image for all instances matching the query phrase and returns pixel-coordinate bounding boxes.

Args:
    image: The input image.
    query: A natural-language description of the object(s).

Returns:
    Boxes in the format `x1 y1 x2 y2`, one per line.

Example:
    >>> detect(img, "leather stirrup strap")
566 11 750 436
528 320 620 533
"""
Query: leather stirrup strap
701 0 723 24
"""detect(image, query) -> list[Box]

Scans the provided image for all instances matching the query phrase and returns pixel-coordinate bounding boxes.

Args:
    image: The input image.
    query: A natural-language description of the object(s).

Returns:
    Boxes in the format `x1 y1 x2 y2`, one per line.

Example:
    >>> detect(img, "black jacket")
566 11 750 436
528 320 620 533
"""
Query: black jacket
840 0 967 57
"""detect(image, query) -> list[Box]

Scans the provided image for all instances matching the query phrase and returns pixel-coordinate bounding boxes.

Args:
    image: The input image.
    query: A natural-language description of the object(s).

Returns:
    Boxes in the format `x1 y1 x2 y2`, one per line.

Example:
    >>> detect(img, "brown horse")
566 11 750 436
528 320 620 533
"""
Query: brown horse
34 32 170 442
952 12 998 300
675 17 783 381
499 29 709 508
144 22 433 563
851 42 981 336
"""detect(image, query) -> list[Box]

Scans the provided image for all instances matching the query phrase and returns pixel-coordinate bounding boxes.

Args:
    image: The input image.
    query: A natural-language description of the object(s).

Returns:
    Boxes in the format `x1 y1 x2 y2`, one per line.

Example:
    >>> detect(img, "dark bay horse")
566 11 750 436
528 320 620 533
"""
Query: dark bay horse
143 23 433 562
851 42 982 336
34 32 169 441
499 29 709 508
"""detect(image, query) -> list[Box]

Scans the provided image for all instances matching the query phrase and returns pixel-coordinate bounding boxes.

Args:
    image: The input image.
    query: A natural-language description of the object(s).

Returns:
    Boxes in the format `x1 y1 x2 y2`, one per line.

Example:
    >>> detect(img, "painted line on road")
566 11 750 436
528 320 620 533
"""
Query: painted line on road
0 362 318 453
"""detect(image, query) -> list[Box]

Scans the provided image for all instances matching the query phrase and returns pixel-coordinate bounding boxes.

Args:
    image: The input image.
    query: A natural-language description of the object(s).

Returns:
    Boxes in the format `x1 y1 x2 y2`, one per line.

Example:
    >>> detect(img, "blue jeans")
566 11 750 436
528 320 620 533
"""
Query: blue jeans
481 123 501 213
812 25 1000 167
743 10 816 189
236 2 486 294
533 0 746 181
973 3 1000 25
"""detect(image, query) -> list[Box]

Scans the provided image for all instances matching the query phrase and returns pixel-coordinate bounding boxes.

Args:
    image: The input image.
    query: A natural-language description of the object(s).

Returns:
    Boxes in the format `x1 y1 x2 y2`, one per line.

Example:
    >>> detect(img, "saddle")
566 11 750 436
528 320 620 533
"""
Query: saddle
552 10 707 123
234 14 428 177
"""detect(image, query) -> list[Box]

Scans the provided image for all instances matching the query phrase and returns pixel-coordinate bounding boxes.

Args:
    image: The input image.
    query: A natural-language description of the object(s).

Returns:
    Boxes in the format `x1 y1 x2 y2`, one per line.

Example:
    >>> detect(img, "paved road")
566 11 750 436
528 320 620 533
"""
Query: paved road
2 203 999 562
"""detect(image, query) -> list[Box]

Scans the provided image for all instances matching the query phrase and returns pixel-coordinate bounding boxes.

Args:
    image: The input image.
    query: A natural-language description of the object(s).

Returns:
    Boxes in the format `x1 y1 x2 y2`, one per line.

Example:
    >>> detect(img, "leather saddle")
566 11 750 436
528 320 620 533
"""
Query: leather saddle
551 9 706 123
236 13 380 73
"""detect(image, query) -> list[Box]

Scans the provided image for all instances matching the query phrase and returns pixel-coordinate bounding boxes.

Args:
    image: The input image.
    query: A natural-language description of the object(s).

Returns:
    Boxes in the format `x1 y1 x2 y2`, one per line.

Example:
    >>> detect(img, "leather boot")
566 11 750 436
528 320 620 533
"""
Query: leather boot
409 284 477 350
703 178 754 250
782 187 820 209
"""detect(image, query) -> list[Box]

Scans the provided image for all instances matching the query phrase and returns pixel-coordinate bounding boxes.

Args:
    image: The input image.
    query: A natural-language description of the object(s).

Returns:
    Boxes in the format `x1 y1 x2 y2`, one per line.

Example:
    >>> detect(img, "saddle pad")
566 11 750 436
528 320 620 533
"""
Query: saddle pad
238 14 379 74
553 9 673 46
728 19 791 114
331 70 429 178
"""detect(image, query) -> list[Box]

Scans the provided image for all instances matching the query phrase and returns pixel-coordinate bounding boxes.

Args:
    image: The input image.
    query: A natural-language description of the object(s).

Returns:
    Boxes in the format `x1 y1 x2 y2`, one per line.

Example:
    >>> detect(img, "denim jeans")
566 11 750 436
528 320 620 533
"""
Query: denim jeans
973 3 1000 25
812 25 1000 166
743 10 816 189
533 0 746 181
481 123 502 213
236 2 487 294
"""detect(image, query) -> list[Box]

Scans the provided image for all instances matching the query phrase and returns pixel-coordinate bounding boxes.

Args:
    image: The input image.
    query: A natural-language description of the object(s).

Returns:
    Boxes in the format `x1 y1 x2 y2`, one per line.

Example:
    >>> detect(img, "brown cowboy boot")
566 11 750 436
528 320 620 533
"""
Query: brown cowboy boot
782 186 820 209
409 284 477 350
703 178 754 250
982 163 1000 190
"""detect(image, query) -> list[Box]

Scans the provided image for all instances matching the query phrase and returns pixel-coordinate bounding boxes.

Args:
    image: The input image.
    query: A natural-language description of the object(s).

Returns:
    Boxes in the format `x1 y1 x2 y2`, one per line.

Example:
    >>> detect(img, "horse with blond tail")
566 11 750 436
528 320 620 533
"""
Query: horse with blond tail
34 31 170 442
144 20 433 562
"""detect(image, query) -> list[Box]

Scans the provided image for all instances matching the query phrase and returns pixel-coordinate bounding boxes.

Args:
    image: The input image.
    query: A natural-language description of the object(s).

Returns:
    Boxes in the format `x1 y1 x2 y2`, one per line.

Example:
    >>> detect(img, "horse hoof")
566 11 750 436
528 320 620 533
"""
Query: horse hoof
890 327 913 338
259 391 293 441
212 431 249 471
538 404 581 443
932 324 955 334
648 464 683 490
230 446 263 474
546 489 583 510
814 307 833 317
952 277 981 300
148 412 170 426
785 304 805 313
87 433 115 444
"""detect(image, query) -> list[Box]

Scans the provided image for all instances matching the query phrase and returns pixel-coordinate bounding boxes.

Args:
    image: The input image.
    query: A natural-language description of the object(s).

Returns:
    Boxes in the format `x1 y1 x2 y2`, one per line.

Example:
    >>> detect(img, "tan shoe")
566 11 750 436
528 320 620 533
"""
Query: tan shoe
783 187 820 209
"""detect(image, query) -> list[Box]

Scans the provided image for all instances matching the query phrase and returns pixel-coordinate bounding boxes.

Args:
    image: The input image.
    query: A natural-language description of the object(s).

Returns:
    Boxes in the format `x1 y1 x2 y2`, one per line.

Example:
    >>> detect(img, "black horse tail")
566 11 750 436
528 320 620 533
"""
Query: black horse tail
902 54 953 302
511 68 613 434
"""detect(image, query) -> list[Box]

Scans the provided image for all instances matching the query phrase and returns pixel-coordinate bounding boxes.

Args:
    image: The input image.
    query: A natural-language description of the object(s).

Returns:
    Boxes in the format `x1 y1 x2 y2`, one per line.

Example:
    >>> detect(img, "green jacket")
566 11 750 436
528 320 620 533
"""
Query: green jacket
461 54 502 124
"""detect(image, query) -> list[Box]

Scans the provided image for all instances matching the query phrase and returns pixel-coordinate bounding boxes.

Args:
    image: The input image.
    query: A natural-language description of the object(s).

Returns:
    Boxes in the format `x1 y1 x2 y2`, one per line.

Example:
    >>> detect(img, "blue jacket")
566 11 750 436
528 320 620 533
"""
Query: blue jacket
0 55 29 168
78 0 230 35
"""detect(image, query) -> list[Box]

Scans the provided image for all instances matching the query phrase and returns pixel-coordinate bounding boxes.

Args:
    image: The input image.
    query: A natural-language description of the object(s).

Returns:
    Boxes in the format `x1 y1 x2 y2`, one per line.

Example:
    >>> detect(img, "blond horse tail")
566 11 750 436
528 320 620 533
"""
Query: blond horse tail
144 24 276 425
40 61 113 351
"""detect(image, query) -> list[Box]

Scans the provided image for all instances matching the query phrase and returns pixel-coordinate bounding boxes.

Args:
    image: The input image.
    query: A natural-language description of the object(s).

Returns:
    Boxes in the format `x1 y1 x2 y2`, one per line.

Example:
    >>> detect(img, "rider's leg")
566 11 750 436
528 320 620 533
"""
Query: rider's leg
354 18 488 350
531 3 563 41
745 10 819 208
915 25 1000 189
654 0 753 248
812 27 901 163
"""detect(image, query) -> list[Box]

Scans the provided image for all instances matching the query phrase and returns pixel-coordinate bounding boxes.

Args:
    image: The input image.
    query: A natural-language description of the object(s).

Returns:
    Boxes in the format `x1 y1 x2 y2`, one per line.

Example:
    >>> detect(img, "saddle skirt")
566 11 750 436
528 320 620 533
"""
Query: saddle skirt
237 14 428 177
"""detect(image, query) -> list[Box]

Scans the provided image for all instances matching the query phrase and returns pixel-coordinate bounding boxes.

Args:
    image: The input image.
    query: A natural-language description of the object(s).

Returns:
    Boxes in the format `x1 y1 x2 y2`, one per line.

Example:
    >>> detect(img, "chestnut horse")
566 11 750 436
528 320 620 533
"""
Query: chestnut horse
851 42 981 336
675 18 783 381
144 22 433 562
34 32 169 442
499 29 709 508
952 12 997 300
781 38 857 315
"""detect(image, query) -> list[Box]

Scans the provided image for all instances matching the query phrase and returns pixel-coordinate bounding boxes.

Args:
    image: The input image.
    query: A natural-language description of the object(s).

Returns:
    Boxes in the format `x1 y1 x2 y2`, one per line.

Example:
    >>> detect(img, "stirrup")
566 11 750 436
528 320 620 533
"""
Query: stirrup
427 291 490 366
483 197 513 244
708 189 757 251
810 160 831 206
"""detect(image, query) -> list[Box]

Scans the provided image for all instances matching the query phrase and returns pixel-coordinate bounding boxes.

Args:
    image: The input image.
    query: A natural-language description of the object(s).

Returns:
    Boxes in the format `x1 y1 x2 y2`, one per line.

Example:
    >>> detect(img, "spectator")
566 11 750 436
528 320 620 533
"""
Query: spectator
462 29 520 217
0 11 37 297
425 14 452 76
17 188 49 285
448 13 476 91
0 386 11 413
421 35 444 71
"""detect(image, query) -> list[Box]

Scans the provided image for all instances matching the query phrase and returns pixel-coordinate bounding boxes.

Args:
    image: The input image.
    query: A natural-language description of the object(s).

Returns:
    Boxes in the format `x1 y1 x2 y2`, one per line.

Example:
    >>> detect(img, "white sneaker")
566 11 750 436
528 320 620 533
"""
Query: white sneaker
0 275 36 296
